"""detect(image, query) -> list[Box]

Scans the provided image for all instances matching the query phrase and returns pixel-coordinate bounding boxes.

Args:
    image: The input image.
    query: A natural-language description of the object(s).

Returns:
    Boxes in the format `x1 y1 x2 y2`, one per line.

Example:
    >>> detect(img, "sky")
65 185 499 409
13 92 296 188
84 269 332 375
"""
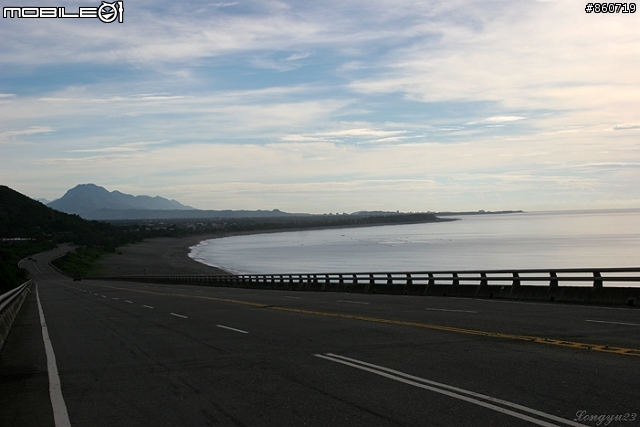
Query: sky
1 0 639 213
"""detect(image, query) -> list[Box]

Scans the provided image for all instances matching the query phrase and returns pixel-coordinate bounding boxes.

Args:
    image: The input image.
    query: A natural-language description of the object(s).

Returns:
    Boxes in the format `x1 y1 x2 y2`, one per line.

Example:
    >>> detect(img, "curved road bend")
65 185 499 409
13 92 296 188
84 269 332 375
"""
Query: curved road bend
1 246 639 427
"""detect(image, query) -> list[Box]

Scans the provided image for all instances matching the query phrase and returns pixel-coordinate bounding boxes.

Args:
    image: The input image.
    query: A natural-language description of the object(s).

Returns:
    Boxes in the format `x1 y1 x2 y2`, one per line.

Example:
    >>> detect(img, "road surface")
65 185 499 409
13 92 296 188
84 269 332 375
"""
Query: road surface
1 246 639 426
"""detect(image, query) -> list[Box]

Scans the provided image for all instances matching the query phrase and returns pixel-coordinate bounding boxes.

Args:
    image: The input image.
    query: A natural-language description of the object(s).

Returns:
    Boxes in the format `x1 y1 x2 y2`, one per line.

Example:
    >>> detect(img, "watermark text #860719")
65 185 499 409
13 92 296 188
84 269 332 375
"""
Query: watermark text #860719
3 1 123 23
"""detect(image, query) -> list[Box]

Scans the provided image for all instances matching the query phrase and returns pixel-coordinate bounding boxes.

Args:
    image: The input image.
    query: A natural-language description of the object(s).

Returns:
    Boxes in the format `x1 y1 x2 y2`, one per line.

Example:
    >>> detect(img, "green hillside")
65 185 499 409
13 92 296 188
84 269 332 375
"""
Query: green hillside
0 185 148 292
1 185 96 240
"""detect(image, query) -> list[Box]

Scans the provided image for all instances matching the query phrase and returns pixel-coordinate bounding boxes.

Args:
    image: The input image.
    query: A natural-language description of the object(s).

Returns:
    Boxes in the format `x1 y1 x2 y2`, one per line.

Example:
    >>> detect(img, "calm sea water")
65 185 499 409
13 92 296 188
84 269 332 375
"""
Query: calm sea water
189 209 640 275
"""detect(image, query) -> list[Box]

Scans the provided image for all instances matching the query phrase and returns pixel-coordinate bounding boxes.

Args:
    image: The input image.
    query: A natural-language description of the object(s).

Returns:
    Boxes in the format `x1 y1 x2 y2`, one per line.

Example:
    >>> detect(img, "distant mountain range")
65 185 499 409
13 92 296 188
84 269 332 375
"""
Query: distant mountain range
48 184 194 215
46 184 297 220
41 184 522 221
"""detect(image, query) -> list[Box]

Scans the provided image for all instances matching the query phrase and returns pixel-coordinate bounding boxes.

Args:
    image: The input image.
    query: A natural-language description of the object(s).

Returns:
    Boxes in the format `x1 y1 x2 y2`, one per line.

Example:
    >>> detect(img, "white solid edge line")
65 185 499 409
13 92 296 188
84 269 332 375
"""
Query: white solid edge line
36 284 72 427
336 300 369 305
585 319 640 327
316 353 588 427
216 324 249 334
170 313 188 318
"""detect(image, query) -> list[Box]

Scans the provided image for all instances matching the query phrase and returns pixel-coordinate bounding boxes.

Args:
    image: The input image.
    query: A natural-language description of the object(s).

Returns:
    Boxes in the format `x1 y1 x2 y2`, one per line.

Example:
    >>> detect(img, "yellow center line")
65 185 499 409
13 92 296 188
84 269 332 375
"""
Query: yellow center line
86 283 640 357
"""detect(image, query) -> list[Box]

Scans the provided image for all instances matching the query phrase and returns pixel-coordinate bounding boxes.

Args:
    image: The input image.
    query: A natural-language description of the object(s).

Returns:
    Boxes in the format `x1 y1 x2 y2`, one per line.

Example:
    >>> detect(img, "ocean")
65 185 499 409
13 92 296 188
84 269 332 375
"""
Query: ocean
189 209 640 276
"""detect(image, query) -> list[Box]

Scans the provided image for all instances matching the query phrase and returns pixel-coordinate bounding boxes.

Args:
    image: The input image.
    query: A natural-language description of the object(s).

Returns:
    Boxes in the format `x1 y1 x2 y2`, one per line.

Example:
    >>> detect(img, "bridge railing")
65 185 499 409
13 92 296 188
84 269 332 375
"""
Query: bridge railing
86 267 640 288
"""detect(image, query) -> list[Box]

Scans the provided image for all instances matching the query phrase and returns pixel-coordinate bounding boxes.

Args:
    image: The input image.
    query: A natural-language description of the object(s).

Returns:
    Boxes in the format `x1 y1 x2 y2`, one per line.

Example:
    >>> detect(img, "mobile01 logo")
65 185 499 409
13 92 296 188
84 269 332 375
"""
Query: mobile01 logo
3 1 124 23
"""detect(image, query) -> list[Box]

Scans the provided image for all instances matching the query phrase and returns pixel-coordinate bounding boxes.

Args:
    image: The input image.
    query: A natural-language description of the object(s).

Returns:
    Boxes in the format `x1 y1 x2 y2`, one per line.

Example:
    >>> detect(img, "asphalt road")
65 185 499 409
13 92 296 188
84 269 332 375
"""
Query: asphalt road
1 247 639 427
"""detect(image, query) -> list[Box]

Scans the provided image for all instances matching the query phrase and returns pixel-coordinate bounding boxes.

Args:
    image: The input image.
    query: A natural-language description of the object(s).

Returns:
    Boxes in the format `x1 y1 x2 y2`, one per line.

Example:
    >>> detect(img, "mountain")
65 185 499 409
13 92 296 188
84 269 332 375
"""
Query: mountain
47 184 194 217
45 184 300 220
0 185 101 240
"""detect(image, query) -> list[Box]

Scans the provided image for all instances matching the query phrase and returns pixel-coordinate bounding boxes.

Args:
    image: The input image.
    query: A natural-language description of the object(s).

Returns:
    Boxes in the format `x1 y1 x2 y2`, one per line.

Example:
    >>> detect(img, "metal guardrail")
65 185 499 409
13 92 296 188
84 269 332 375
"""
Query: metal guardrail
88 267 640 288
0 280 32 352
0 280 32 315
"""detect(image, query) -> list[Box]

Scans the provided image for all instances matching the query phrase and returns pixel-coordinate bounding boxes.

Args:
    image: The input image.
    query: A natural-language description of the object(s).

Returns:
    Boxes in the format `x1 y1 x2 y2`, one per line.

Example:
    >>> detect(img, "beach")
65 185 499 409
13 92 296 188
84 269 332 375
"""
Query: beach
96 234 231 276
95 218 451 276
96 209 640 277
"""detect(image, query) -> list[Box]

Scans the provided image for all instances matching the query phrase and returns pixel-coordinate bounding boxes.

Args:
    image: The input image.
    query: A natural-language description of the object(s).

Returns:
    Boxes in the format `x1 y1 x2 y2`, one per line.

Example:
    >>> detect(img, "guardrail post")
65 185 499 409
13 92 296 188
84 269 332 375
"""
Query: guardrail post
387 273 393 285
549 271 558 287
339 274 344 285
512 272 520 287
593 271 603 288
352 274 358 285
480 272 487 287
406 273 412 286
428 273 434 286
369 274 375 285
452 272 459 286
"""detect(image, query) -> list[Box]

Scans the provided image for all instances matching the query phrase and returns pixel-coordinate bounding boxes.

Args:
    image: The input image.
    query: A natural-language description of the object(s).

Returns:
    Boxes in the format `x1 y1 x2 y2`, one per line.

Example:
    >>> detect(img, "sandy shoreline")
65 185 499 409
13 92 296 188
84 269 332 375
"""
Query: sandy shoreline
95 219 455 276
96 228 328 276
96 233 232 276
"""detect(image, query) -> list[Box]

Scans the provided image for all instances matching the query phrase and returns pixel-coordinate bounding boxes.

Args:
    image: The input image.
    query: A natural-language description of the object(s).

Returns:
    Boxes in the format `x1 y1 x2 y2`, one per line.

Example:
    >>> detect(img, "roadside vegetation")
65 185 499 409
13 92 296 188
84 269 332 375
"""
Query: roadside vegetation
0 241 54 294
50 246 107 277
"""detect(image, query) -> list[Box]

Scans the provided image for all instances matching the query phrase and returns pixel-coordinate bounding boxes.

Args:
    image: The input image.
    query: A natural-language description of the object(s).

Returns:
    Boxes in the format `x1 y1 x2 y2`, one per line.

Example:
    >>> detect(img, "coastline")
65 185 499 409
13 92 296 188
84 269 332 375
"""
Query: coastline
96 219 457 276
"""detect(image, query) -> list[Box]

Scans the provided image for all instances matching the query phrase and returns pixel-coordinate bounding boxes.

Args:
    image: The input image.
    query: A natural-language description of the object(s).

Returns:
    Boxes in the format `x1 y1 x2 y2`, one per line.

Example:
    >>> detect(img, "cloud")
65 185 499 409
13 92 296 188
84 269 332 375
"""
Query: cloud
612 124 640 131
466 116 527 125
70 140 169 153
286 52 310 61
2 1 640 211
346 1 640 116
0 126 55 139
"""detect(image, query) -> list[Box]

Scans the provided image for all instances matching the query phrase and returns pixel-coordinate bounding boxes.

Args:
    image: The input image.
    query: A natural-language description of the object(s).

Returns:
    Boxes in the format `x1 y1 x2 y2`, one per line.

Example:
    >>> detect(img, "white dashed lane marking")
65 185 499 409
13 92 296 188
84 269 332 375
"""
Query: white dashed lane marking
585 320 640 327
216 324 249 334
170 313 188 319
425 308 478 313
